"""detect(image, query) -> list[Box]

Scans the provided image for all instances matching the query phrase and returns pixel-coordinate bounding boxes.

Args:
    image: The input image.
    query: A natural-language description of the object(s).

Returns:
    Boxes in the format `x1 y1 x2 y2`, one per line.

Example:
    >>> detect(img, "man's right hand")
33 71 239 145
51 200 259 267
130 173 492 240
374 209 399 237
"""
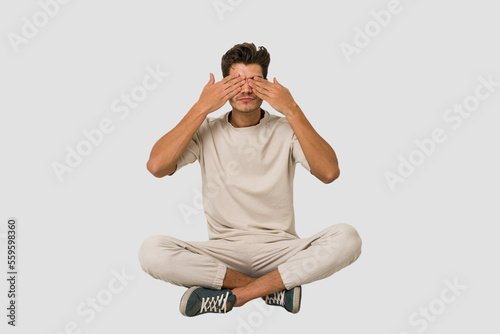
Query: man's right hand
146 73 245 178
196 73 246 115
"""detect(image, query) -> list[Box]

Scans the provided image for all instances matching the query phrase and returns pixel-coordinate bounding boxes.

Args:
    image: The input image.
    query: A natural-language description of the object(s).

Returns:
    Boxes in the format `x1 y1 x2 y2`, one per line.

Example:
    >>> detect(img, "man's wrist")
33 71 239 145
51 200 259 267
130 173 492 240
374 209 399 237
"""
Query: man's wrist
284 103 302 118
193 101 211 117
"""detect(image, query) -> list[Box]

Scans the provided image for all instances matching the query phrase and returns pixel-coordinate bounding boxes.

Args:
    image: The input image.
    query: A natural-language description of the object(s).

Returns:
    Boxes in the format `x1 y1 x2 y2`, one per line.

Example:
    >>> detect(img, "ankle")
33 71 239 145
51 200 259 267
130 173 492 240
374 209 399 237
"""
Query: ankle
231 287 249 307
223 269 257 289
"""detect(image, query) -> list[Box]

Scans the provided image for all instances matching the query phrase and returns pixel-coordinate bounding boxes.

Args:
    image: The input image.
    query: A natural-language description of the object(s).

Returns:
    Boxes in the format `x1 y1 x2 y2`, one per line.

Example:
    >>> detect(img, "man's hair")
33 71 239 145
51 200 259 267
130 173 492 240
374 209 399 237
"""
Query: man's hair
221 42 271 79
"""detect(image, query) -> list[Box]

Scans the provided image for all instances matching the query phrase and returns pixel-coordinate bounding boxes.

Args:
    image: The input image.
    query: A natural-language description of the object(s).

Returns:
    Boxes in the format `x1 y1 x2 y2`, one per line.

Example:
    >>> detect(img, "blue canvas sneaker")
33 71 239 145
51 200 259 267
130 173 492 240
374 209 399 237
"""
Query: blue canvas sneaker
179 286 236 317
264 286 301 313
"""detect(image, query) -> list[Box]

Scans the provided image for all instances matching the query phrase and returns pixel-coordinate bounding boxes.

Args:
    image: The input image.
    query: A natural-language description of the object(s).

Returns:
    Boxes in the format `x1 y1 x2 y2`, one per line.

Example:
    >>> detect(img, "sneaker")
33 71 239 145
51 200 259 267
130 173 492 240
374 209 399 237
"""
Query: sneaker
179 286 236 317
265 286 301 314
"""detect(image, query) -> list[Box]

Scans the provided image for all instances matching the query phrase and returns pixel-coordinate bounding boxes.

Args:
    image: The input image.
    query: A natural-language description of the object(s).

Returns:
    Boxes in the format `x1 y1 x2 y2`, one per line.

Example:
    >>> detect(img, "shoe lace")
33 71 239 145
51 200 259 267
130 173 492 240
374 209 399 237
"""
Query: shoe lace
265 290 285 306
200 291 230 313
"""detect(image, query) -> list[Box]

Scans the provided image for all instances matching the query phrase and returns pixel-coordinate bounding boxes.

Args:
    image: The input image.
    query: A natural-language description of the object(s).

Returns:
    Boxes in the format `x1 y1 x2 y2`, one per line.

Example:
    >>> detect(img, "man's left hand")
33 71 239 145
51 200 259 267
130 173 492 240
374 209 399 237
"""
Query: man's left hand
249 77 298 116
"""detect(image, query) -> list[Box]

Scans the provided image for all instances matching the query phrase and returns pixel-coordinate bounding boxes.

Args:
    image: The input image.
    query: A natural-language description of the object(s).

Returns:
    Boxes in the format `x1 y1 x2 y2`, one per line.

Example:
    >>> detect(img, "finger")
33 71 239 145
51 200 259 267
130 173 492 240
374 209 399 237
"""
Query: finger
251 76 272 89
224 77 246 92
251 87 266 100
273 77 287 90
249 78 272 93
207 73 215 86
224 85 242 100
221 72 241 85
251 84 268 99
219 75 243 93
203 73 214 89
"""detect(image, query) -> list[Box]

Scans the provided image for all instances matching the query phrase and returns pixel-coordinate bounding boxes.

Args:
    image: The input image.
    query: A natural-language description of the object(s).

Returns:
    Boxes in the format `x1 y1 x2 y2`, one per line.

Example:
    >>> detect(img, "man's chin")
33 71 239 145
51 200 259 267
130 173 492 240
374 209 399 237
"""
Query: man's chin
231 102 262 114
237 108 258 114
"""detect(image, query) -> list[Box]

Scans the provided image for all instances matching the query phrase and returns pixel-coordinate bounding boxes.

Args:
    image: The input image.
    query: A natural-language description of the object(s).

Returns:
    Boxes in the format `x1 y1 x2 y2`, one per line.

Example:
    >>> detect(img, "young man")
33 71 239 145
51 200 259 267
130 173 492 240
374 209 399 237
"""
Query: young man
138 42 362 317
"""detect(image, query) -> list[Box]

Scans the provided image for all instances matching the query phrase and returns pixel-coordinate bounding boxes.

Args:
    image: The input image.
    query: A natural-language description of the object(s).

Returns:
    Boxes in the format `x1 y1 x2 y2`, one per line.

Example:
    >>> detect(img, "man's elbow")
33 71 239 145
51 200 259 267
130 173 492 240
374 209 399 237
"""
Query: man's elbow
323 168 340 184
146 160 162 178
146 159 172 178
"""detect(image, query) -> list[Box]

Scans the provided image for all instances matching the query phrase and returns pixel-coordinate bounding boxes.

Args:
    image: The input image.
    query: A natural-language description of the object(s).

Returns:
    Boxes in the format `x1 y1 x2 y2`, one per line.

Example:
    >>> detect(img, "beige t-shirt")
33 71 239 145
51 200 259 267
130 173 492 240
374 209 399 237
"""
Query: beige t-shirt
173 109 311 243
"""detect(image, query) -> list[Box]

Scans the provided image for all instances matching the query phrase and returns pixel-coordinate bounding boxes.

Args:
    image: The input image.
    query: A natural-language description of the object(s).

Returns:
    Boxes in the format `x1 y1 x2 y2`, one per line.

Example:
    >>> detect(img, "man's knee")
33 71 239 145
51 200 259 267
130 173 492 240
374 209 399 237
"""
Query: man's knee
338 223 361 247
138 235 177 277
325 223 362 258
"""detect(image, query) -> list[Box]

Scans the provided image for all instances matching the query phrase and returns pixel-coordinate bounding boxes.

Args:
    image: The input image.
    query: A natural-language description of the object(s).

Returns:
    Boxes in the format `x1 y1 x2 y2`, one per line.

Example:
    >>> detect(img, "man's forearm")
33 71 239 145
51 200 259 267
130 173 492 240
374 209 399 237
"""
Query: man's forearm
147 72 245 178
147 103 207 177
247 76 339 183
285 105 340 184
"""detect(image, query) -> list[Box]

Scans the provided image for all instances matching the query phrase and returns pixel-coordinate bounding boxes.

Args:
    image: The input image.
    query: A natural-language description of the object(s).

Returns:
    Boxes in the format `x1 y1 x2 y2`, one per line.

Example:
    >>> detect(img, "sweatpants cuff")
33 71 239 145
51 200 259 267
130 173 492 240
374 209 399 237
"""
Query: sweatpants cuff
211 263 227 290
277 264 294 291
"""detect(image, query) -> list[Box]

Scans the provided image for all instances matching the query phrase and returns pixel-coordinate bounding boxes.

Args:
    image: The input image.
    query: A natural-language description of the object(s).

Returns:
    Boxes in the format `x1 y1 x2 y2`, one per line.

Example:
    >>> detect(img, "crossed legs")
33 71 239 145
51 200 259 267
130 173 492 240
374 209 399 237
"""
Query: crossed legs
223 268 285 307
138 223 362 308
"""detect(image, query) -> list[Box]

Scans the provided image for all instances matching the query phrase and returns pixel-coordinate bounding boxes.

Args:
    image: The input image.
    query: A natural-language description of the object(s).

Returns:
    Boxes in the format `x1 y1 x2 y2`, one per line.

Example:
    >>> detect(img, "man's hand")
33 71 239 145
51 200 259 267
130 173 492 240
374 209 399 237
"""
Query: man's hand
251 76 340 183
248 77 298 116
197 73 246 115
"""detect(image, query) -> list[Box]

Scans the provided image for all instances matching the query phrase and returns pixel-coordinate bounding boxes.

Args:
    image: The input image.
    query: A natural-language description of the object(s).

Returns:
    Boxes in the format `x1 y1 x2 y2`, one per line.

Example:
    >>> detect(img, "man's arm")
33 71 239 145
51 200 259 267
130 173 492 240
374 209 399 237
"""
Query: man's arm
147 72 245 178
249 77 339 184
284 105 339 183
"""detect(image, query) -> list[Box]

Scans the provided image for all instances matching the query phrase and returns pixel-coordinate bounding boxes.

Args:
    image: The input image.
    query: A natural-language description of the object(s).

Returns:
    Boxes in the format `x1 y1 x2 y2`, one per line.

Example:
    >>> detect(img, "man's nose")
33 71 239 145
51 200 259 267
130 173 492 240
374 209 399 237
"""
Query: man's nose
241 78 252 93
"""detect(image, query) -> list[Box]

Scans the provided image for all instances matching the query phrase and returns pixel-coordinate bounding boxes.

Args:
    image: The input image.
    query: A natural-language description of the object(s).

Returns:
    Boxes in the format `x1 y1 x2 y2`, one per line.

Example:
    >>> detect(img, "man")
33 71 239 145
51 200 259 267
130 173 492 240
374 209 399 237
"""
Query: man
138 42 362 317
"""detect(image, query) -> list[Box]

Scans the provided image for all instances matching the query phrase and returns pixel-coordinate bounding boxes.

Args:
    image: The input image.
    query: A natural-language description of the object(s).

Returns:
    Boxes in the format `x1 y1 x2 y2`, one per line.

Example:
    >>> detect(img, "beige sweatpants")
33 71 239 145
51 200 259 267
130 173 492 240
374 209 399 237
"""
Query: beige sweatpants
138 223 362 290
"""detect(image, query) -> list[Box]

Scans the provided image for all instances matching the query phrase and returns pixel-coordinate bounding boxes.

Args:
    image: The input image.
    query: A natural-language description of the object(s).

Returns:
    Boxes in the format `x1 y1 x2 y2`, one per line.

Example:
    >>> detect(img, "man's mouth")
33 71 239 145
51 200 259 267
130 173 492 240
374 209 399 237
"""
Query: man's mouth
239 98 254 102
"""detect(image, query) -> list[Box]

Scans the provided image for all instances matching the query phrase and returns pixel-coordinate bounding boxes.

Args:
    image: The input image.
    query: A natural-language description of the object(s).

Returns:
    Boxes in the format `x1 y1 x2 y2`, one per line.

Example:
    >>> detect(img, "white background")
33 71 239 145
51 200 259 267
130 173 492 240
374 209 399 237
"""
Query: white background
1 0 499 333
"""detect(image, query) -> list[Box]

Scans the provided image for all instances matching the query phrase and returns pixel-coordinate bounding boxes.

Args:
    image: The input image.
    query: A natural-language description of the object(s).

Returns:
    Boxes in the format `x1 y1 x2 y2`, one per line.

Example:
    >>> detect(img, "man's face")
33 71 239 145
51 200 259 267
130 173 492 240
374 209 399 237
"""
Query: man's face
227 63 264 114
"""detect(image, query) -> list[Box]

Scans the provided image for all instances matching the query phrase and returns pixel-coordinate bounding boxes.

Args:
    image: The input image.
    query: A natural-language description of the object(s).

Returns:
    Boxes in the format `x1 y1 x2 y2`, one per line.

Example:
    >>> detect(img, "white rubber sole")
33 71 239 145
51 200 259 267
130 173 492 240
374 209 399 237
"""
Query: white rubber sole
179 286 201 317
291 286 301 314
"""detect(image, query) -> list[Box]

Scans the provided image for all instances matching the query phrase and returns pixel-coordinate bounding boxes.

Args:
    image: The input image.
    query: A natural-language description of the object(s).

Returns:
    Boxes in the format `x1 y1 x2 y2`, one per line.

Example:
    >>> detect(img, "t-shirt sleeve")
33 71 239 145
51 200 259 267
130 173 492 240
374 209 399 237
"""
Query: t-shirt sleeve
170 129 201 175
291 132 311 172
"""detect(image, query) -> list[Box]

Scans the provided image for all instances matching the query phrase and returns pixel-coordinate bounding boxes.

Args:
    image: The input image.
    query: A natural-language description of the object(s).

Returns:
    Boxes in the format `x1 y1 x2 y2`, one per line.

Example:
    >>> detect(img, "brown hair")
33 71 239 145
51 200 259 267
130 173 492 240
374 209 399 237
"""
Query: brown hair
221 42 271 79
